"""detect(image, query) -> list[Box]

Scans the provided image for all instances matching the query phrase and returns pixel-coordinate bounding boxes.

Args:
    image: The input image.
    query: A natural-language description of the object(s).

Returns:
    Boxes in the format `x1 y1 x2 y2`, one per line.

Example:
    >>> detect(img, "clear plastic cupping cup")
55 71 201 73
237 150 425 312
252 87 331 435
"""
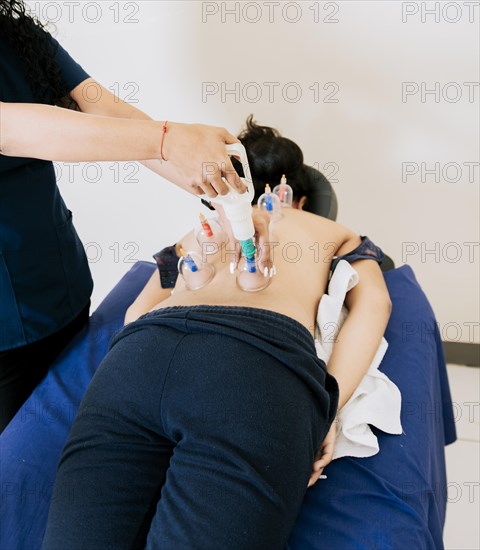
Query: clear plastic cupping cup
272 175 293 207
257 183 282 220
195 213 228 254
178 250 215 291
213 143 272 292
236 257 271 292
235 238 271 292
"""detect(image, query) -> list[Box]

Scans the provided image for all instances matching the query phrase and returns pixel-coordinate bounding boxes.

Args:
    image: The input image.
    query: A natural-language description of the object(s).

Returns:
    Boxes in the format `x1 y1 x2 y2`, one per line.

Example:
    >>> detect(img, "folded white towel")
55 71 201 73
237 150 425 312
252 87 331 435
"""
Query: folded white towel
314 260 403 460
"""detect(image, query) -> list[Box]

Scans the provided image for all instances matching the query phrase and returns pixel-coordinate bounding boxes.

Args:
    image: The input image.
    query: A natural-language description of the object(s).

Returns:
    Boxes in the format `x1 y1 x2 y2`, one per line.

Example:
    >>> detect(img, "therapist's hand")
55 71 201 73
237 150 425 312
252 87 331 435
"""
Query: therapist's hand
307 419 337 488
70 79 245 199
161 122 246 198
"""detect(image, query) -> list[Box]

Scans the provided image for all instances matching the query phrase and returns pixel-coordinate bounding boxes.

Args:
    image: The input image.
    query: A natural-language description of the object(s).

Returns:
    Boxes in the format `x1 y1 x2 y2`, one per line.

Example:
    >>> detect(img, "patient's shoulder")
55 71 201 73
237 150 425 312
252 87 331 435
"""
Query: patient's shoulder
331 236 385 275
294 208 358 247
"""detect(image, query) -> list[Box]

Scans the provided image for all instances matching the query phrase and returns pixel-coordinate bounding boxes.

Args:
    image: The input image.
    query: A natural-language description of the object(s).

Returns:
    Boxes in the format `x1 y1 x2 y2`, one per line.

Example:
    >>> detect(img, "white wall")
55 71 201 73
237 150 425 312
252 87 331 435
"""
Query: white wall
28 0 479 343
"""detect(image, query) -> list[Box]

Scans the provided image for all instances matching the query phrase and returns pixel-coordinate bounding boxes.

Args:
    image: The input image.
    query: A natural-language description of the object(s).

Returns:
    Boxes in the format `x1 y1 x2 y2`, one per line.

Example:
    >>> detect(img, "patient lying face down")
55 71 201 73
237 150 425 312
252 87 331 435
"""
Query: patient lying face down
126 115 387 340
42 117 392 550
127 203 365 336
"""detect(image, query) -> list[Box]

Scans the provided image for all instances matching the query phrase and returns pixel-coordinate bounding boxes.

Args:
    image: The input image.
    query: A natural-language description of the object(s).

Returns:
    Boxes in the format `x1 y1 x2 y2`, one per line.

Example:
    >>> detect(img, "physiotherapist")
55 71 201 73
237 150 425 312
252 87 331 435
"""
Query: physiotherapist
0 0 249 431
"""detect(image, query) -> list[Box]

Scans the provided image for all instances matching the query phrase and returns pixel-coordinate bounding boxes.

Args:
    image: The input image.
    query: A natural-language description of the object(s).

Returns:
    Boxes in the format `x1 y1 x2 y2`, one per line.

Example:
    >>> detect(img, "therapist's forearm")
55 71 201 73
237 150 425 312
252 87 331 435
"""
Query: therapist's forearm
116 103 180 180
327 294 392 412
81 93 179 180
0 102 164 162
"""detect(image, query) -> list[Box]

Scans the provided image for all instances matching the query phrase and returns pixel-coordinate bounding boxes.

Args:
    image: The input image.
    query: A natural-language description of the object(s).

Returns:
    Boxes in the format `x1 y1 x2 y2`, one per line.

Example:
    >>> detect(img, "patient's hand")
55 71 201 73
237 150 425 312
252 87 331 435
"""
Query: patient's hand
307 419 337 488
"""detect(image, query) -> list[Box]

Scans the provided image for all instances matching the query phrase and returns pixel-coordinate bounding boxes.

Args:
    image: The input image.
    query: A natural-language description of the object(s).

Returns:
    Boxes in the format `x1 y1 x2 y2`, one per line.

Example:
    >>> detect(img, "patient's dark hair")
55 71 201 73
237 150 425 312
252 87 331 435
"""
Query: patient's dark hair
232 115 310 204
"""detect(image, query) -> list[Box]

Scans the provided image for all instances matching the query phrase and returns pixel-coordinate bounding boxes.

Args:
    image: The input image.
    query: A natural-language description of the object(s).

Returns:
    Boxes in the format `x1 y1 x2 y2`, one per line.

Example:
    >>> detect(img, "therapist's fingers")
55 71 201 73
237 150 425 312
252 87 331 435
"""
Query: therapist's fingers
203 171 228 199
217 128 246 194
161 122 243 198
202 154 246 198
223 154 247 195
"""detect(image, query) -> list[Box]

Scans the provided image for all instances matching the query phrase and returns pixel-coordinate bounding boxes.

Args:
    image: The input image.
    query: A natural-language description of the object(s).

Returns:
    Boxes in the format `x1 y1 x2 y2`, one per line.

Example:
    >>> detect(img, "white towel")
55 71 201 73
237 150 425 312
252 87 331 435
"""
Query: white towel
314 260 403 460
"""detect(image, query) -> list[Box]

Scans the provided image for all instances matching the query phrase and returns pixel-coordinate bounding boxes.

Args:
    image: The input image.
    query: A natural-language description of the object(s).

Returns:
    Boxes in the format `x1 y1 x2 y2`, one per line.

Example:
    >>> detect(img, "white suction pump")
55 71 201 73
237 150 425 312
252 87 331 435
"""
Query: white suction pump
211 143 257 272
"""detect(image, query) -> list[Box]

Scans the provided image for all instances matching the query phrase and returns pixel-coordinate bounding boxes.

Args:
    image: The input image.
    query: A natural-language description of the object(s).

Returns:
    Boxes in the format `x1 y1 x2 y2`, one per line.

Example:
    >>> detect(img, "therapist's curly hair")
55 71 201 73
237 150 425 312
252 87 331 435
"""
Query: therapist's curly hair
0 0 72 106
232 115 310 205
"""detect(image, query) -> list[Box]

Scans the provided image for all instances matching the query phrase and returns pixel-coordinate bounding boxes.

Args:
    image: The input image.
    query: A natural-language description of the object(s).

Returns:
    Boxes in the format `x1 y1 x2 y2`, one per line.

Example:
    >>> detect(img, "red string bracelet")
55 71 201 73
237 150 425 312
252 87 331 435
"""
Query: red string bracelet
160 120 168 161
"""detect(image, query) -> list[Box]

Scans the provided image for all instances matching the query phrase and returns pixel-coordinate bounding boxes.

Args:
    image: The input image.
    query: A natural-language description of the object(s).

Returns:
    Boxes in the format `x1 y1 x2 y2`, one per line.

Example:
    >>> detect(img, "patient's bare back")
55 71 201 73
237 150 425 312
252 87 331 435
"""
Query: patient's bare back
150 208 360 335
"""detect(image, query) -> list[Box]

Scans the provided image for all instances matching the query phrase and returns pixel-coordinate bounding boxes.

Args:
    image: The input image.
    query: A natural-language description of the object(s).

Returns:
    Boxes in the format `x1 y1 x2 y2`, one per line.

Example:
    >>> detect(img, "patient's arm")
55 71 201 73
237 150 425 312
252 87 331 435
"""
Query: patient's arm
124 231 196 324
326 256 392 412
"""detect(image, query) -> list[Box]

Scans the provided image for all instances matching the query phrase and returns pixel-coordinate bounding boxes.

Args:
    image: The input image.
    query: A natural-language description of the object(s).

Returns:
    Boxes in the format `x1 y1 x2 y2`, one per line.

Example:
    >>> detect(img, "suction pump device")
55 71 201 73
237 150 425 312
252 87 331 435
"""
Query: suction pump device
178 247 215 290
213 143 271 292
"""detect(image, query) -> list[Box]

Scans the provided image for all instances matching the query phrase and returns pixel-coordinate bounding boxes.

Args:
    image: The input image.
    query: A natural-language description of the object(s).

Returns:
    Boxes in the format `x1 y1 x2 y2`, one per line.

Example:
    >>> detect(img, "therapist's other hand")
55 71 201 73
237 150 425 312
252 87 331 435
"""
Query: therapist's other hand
161 122 246 198
307 419 336 488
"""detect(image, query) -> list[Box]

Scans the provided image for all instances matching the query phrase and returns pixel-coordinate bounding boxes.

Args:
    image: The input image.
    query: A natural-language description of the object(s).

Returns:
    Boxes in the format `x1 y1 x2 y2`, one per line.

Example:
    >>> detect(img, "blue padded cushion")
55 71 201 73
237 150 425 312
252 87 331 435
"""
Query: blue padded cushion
0 262 456 550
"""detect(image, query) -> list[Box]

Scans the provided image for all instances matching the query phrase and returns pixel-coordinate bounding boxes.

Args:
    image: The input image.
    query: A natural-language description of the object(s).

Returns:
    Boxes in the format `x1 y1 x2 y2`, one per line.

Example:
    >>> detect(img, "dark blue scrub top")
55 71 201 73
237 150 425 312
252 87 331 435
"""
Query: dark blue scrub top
0 31 93 351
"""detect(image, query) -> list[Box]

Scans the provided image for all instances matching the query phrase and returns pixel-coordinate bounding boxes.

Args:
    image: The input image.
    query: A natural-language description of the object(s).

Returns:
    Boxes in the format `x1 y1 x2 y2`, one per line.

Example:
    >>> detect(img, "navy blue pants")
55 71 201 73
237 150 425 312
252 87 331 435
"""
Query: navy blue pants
43 306 338 550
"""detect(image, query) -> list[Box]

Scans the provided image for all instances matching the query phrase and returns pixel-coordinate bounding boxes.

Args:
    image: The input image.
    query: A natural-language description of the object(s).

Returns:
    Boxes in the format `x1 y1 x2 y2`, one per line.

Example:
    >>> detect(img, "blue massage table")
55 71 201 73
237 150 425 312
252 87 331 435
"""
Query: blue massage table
0 261 457 550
